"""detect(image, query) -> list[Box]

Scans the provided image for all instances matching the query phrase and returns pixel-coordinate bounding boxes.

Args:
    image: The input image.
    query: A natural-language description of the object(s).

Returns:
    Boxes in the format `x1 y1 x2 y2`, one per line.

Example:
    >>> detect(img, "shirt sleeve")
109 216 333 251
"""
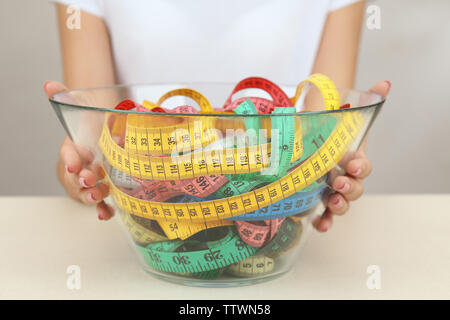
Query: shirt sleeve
51 0 104 18
329 0 362 12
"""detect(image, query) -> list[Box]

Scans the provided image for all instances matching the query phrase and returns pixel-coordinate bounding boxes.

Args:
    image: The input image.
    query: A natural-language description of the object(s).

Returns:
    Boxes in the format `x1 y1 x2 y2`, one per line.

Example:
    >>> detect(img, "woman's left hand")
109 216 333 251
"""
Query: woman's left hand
315 80 391 232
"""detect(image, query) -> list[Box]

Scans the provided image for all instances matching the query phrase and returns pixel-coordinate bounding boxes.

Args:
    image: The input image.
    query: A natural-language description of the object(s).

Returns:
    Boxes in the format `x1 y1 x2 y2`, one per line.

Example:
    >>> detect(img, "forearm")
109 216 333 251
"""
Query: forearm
305 1 365 109
55 4 117 174
54 5 117 195
311 1 365 87
56 4 116 89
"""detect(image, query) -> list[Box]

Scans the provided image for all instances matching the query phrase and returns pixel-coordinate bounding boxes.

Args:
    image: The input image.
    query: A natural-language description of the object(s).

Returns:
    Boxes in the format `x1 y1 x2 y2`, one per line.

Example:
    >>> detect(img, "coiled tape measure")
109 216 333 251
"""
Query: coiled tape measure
135 218 301 275
106 111 362 222
99 74 365 278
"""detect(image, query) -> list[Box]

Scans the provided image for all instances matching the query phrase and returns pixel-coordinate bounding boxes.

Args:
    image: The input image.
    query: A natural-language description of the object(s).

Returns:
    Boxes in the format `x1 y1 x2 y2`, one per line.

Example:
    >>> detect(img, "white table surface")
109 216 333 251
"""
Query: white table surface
0 195 449 300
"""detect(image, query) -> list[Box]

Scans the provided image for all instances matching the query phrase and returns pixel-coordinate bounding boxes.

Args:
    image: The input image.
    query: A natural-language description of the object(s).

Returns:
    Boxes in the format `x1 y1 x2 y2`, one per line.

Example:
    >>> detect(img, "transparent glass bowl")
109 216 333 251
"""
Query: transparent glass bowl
49 82 384 287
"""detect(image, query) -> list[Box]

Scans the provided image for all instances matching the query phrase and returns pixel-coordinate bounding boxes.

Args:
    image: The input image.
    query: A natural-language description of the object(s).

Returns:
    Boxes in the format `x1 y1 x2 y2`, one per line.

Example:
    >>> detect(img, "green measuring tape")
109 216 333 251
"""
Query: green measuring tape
137 227 258 274
214 115 337 197
135 217 302 278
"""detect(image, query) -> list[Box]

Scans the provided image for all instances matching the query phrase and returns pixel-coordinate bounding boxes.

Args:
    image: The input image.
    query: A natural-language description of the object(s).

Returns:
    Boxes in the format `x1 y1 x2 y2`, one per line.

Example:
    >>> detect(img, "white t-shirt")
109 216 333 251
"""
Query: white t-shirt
56 0 359 85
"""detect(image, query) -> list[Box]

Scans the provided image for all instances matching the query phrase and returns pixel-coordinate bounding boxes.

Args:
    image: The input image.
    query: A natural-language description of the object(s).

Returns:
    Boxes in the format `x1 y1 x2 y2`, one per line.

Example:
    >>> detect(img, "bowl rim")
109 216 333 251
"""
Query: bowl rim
48 82 385 117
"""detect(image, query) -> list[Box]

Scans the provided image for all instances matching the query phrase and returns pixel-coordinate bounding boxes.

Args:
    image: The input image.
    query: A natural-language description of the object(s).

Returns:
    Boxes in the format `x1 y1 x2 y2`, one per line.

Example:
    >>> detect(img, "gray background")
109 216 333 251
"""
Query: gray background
0 0 449 196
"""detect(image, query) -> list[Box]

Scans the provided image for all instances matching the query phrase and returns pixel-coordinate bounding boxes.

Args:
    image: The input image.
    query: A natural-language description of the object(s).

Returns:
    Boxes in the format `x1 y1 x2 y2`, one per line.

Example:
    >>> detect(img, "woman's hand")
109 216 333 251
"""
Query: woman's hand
44 81 114 221
315 80 391 232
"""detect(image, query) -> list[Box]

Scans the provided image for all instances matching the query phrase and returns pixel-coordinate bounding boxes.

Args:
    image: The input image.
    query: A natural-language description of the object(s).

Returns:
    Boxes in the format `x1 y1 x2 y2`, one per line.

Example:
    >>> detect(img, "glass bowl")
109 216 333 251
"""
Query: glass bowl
48 80 384 287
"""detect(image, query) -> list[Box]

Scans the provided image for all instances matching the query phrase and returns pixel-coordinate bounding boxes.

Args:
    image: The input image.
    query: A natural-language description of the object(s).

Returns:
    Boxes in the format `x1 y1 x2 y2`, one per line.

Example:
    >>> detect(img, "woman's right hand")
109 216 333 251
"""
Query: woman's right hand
44 81 114 221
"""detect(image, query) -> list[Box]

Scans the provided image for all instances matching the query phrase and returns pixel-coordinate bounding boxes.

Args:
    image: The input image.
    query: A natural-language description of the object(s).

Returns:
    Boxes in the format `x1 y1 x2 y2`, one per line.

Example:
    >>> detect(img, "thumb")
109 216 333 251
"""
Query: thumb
369 80 391 99
43 81 68 98
356 81 391 151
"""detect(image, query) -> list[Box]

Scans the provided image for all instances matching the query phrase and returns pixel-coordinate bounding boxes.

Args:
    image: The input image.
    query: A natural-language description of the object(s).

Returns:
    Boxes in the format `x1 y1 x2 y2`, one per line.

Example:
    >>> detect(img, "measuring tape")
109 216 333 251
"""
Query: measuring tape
227 103 300 182
120 211 167 245
118 210 302 277
174 180 327 222
109 173 327 240
235 218 285 248
120 201 233 241
105 110 363 245
137 227 257 273
129 184 322 242
106 114 338 226
99 113 304 181
227 215 305 277
99 74 340 182
106 113 335 197
257 217 301 259
105 110 363 223
251 106 296 182
212 113 336 199
227 183 328 221
142 88 214 113
97 74 368 280
157 217 234 240
290 73 341 110
213 179 265 199
109 167 142 189
136 218 302 276
223 77 293 111
226 255 275 278
122 174 228 202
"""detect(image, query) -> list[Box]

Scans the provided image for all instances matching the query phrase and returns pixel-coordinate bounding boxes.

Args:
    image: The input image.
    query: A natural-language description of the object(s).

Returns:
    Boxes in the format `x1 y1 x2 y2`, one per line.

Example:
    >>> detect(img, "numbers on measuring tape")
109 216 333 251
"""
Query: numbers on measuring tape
107 112 363 223
235 239 246 251
173 255 190 265
99 74 372 278
204 250 223 262
312 134 326 149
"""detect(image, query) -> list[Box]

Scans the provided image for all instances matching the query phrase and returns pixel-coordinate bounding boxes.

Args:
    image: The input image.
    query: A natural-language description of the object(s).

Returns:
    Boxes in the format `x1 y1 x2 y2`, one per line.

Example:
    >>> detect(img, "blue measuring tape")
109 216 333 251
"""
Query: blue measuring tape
174 181 328 221
228 183 328 221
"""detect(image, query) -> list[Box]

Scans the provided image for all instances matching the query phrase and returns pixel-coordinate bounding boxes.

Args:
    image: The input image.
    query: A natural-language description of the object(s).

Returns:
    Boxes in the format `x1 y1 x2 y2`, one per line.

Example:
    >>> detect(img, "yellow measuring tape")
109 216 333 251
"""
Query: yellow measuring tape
106 111 363 221
99 115 304 181
226 255 275 277
102 74 363 242
142 88 214 113
290 73 341 109
99 74 340 181
120 211 168 245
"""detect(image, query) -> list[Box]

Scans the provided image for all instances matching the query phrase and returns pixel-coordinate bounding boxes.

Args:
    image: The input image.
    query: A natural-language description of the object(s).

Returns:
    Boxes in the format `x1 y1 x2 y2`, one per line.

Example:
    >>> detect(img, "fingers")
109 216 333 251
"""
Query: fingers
60 147 109 207
332 175 364 202
317 192 351 232
346 151 372 179
318 175 361 232
96 201 115 221
314 208 334 233
78 182 109 205
78 185 106 205
314 82 389 233
89 162 105 179
66 158 112 221
60 137 83 174
43 81 68 98
59 134 112 221
327 192 349 216
369 80 391 98
78 166 103 188
60 136 100 189
79 187 101 205
316 192 351 232
358 81 391 120
48 80 113 221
